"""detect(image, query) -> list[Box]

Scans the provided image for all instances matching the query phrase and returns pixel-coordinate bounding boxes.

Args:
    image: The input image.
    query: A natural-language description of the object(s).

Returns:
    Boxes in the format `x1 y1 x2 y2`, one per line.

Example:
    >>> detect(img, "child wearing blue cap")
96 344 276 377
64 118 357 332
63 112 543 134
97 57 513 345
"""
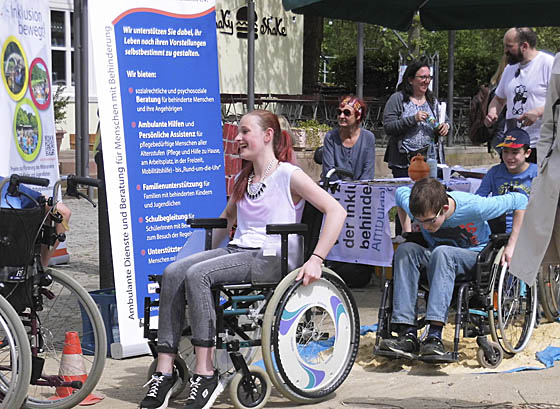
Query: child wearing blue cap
476 127 537 232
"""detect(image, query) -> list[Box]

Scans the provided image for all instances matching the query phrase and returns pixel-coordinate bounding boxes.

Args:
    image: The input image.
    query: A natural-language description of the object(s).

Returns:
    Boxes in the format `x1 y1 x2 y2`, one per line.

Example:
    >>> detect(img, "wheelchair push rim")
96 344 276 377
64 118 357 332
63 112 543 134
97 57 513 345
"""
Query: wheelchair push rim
0 294 32 409
488 248 537 355
538 263 560 322
262 268 359 402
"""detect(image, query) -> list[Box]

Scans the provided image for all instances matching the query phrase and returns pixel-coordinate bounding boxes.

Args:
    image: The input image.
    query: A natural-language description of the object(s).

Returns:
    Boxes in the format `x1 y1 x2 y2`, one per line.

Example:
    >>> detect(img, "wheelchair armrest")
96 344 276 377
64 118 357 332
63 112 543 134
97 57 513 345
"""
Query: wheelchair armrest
489 233 510 244
266 223 308 278
475 233 511 284
148 274 162 285
187 218 227 229
266 223 308 235
402 232 429 248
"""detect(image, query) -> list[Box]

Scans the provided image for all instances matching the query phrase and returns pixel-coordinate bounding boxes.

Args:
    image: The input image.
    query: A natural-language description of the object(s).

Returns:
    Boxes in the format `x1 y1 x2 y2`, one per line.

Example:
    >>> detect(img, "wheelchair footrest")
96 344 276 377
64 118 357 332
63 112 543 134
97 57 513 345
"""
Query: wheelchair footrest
373 345 417 360
417 352 458 364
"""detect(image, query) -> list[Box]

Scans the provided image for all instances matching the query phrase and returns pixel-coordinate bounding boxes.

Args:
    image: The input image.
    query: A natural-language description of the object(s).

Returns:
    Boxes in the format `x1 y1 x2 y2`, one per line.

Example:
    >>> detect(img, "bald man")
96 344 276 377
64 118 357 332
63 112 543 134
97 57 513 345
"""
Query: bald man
485 27 554 163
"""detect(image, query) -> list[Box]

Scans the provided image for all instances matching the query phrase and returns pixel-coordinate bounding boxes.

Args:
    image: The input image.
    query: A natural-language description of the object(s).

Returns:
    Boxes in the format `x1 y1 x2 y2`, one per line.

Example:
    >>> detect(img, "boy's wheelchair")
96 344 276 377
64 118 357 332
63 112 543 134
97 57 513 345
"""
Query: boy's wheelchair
373 228 538 369
143 208 360 408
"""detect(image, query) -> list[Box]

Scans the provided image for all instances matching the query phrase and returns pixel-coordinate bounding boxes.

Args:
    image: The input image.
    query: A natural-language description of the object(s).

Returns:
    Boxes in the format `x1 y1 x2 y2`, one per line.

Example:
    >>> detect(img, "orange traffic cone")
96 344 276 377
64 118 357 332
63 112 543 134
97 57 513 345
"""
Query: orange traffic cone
50 331 104 406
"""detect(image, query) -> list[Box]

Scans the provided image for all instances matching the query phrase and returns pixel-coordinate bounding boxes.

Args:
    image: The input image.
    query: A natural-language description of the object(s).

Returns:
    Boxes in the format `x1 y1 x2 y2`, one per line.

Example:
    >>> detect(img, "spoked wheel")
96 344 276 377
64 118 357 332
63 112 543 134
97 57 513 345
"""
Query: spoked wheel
538 263 560 322
0 295 32 409
490 253 537 354
262 268 359 404
229 366 271 409
23 269 106 409
146 357 189 398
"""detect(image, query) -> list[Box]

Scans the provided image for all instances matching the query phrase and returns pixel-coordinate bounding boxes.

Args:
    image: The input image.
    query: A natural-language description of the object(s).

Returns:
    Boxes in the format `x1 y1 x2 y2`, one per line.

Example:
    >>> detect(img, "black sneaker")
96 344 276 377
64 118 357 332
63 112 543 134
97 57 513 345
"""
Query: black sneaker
140 371 178 409
379 334 419 359
420 336 446 356
184 372 223 409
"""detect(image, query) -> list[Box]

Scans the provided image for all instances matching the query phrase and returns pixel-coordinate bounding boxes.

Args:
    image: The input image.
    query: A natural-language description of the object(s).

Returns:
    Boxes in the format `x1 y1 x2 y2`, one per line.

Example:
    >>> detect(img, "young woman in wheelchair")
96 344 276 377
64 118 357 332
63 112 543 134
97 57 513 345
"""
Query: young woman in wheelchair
379 177 527 360
140 110 346 409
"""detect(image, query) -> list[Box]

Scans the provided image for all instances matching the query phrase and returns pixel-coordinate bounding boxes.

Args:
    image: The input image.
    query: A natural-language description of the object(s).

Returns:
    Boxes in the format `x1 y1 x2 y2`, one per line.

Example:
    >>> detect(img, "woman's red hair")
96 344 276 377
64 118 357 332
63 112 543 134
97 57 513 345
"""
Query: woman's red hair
231 110 295 203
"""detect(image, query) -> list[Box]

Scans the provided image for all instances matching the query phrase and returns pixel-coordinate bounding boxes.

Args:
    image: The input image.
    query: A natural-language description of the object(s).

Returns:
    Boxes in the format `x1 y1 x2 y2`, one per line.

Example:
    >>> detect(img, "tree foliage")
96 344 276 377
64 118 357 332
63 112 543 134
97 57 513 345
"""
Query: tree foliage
322 22 560 98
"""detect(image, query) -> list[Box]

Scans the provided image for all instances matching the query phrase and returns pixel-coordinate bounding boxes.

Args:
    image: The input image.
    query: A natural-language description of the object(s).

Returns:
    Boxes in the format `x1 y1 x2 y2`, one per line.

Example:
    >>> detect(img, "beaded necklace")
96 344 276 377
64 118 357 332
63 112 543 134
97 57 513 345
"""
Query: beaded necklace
246 159 277 200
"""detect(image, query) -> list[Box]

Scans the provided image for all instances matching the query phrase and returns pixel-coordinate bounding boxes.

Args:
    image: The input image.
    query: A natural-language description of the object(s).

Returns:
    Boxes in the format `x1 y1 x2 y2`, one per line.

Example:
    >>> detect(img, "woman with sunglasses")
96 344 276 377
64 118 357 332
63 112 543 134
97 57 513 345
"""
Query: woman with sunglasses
321 95 375 181
383 59 449 179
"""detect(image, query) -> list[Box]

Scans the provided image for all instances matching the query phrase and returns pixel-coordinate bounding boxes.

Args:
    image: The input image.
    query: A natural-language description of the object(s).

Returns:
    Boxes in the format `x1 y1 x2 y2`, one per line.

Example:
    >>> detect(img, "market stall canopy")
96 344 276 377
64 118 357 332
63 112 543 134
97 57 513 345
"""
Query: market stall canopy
282 0 560 31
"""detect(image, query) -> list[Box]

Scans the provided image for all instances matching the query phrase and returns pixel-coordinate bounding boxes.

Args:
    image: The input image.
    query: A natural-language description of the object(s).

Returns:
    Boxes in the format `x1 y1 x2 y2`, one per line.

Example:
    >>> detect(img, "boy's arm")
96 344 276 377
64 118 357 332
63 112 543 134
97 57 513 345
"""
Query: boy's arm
475 169 493 197
397 207 411 234
477 191 528 222
502 209 525 265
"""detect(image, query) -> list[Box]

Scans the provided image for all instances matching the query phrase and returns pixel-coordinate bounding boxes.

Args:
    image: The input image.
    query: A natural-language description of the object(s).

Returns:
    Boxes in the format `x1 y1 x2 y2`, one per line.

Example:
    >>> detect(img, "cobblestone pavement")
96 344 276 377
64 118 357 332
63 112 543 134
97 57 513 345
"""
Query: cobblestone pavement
57 197 560 409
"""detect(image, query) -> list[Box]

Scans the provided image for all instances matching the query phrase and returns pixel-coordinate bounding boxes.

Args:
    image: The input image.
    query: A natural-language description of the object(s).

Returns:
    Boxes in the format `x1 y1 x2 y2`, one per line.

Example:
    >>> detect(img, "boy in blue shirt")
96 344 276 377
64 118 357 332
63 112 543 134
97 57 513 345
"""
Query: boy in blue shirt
476 128 537 232
380 178 527 359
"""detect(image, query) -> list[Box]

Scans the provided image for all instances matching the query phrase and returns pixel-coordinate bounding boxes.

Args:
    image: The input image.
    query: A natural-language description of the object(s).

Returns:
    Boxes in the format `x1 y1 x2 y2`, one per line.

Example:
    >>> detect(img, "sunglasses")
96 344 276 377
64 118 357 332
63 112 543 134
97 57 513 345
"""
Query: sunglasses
413 207 444 225
336 108 353 117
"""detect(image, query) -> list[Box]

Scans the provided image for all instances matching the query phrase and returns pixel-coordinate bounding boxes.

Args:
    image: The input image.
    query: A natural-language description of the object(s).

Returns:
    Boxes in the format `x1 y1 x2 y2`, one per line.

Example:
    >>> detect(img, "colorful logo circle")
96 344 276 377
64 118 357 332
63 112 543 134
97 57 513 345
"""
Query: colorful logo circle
1 36 29 101
29 57 51 110
13 98 42 162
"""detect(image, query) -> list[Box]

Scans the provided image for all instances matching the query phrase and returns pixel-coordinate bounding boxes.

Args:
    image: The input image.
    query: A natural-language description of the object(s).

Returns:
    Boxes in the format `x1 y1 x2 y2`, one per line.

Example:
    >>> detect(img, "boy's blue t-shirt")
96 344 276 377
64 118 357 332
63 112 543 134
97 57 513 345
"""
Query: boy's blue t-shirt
396 187 528 251
475 163 538 232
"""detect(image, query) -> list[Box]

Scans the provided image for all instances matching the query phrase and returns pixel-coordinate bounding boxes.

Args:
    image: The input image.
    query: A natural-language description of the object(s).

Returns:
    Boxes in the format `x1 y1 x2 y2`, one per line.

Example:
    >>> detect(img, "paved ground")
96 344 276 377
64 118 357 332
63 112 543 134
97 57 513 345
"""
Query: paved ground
59 197 560 409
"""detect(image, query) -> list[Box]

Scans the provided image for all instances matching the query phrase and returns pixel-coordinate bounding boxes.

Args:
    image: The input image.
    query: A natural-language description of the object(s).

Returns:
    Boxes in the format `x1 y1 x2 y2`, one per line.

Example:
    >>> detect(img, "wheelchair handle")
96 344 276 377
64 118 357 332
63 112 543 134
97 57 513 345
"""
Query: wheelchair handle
1 174 50 196
325 167 353 181
67 175 101 188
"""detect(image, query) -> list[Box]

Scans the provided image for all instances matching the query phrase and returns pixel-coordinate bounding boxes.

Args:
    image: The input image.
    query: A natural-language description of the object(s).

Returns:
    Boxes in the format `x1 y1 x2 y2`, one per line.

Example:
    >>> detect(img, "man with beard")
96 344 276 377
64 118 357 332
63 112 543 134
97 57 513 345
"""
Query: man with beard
485 27 554 163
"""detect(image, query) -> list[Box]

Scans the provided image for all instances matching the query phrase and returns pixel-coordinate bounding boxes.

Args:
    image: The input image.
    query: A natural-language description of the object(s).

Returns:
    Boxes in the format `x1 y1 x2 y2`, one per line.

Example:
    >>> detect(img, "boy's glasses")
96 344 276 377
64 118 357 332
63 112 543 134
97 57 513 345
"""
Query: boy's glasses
413 207 444 225
336 108 353 117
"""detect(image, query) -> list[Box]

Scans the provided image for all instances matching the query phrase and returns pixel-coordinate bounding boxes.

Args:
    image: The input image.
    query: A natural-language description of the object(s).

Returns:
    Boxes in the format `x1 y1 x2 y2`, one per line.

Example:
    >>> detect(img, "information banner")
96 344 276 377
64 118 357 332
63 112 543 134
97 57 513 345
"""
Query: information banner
90 0 226 358
328 183 396 267
0 0 59 192
327 180 475 267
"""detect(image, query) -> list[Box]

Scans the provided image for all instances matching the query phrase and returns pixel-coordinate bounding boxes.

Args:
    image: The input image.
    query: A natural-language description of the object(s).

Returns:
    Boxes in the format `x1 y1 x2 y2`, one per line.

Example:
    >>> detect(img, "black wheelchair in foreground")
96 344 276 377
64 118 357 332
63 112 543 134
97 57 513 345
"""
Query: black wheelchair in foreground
0 174 106 409
373 224 538 369
142 182 360 408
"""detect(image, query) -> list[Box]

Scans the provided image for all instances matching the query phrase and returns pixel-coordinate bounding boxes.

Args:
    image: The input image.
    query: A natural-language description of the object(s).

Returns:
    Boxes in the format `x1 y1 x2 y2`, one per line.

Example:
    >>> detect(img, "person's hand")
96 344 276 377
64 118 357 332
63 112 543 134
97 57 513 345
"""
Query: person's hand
484 112 498 127
501 243 514 266
437 123 450 136
518 111 539 127
295 256 323 286
415 111 429 122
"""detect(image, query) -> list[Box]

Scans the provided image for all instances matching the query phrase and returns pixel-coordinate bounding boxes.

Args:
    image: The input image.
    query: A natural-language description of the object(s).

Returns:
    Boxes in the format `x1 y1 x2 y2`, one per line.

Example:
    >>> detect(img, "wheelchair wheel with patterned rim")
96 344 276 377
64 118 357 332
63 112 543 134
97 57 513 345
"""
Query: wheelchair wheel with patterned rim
493 257 538 354
261 268 359 403
538 263 560 322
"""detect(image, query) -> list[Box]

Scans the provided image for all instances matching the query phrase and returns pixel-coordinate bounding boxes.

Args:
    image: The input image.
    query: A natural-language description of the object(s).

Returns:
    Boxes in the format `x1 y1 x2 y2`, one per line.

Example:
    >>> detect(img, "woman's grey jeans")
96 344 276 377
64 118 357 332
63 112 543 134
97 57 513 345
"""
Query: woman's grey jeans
157 245 259 353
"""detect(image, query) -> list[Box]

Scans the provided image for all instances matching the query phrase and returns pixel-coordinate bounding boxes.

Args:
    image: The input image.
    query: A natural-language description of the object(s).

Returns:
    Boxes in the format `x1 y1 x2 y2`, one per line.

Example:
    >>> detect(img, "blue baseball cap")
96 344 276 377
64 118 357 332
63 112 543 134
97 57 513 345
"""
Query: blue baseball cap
497 127 530 148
